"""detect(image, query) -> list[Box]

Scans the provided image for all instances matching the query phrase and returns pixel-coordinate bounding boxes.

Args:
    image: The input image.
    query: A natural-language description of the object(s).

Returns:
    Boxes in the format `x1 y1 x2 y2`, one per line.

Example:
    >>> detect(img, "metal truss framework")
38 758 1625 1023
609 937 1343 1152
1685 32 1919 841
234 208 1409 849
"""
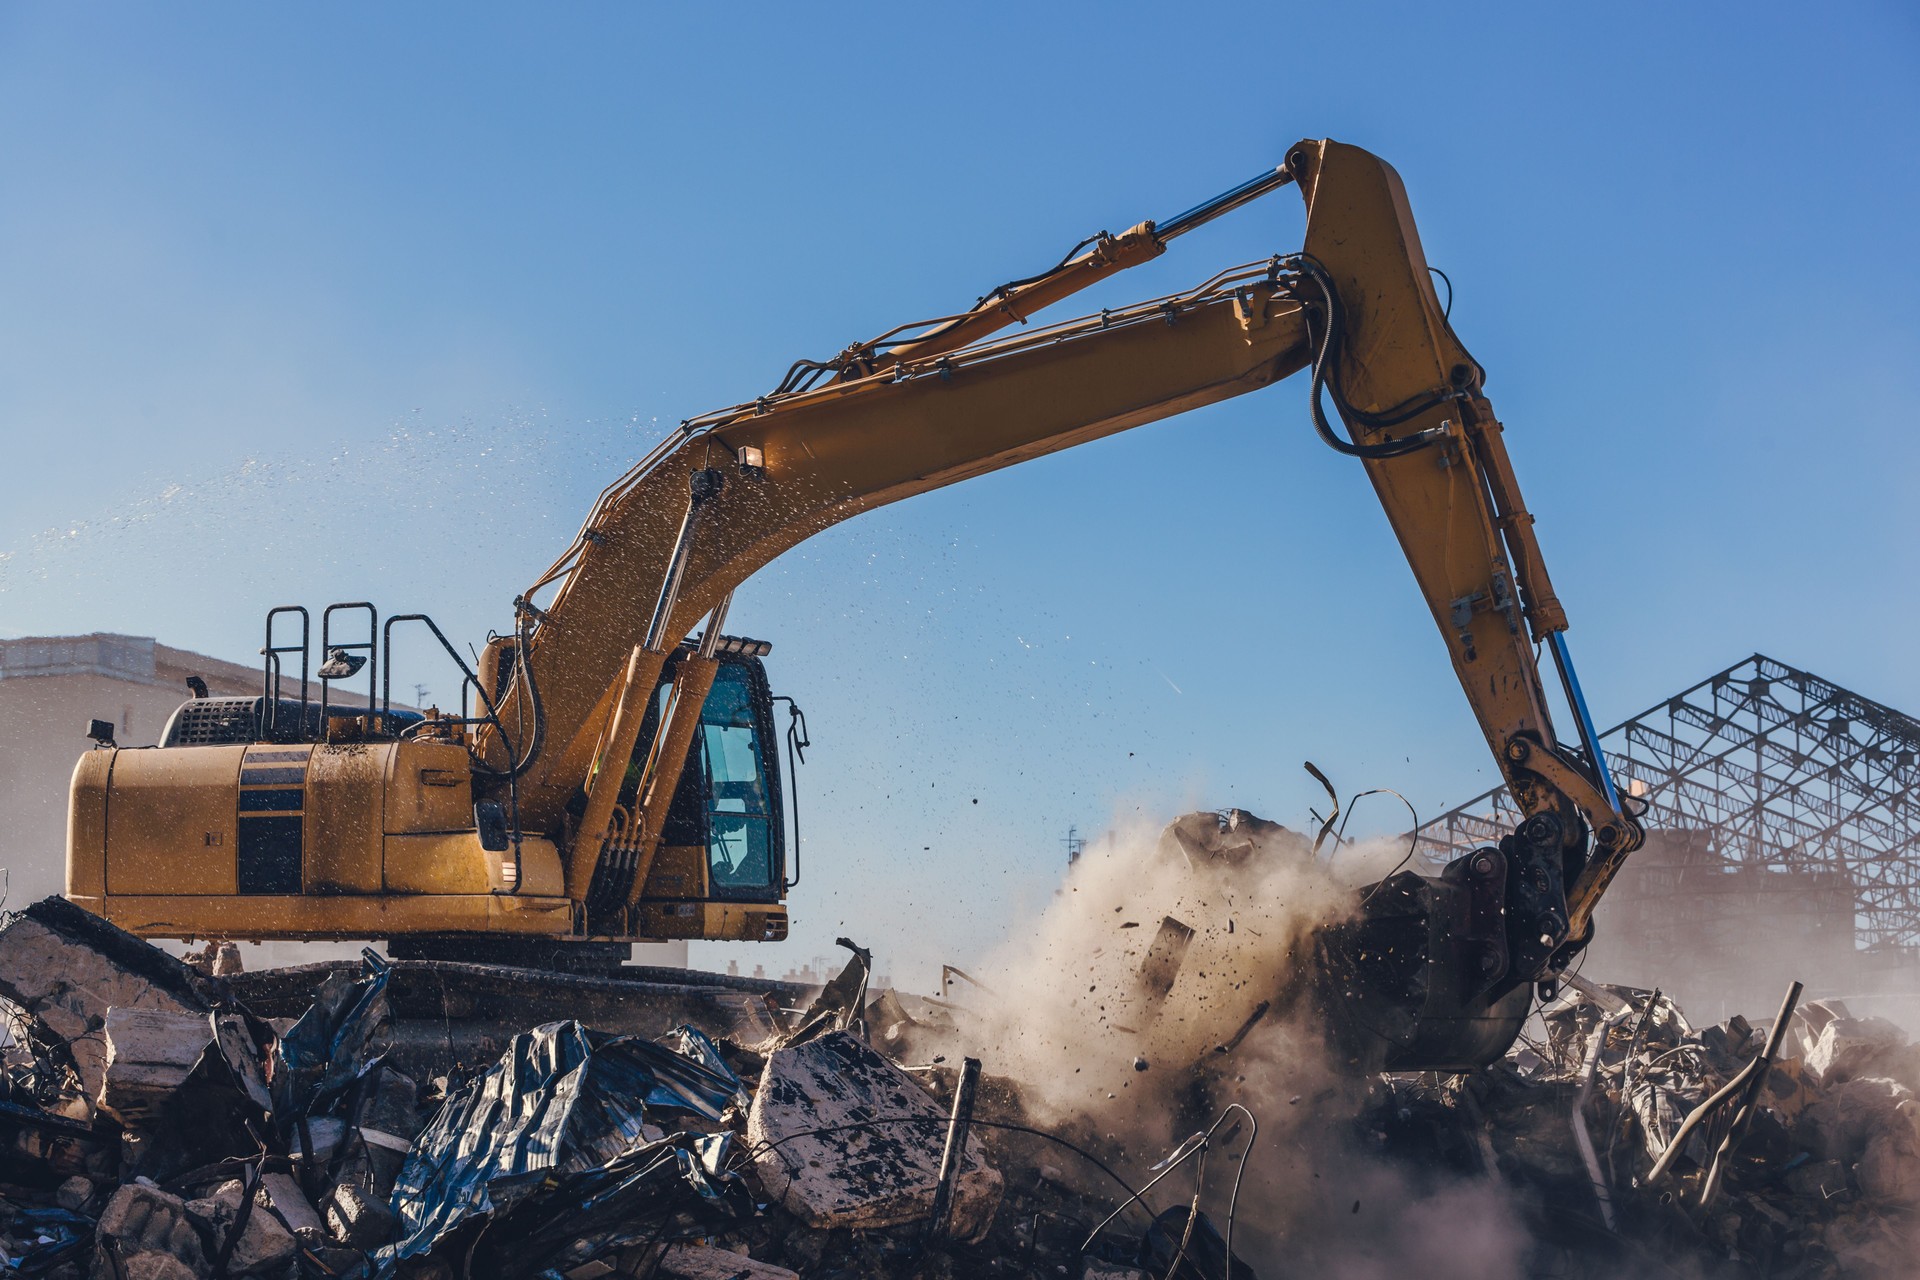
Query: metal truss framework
1414 655 1920 950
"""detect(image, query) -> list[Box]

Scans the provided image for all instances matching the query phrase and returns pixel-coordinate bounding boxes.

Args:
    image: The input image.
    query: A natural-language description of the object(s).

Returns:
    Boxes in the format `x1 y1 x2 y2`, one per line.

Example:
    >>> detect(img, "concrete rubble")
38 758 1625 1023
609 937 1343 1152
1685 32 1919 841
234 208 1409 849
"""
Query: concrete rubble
1362 978 1920 1277
748 1031 1001 1239
0 893 1914 1277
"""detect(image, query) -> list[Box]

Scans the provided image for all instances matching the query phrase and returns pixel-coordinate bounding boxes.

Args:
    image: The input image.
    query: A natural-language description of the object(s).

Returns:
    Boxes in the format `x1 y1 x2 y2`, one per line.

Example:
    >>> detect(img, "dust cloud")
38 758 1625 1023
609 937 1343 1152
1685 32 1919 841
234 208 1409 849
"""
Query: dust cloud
960 811 1348 1125
932 809 1536 1278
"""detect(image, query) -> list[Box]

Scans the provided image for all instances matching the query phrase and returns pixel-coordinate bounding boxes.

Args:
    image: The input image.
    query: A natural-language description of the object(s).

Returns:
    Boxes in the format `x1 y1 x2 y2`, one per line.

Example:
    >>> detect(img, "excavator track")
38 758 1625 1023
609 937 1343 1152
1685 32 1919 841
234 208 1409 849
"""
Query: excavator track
231 960 805 1078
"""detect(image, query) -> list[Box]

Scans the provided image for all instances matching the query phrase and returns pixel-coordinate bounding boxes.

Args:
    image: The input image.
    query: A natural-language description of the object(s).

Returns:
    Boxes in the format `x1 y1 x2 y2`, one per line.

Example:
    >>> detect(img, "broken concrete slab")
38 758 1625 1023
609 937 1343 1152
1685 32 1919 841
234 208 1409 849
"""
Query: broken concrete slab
257 1172 325 1238
323 1180 399 1251
95 1183 209 1275
655 1243 799 1279
188 1179 299 1278
97 1008 213 1123
115 1253 202 1280
57 1175 95 1213
1804 1014 1908 1085
0 898 215 1108
747 1030 1001 1241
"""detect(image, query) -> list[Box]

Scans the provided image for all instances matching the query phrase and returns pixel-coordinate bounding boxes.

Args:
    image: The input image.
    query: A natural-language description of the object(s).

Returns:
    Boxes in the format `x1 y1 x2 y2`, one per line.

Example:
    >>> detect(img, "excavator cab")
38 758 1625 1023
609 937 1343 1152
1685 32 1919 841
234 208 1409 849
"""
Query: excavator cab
588 638 792 923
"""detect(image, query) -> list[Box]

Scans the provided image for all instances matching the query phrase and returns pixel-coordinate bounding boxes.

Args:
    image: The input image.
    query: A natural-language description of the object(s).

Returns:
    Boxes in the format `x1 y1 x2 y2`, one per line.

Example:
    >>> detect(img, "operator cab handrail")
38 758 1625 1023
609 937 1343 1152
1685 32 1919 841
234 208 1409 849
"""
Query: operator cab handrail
260 606 310 740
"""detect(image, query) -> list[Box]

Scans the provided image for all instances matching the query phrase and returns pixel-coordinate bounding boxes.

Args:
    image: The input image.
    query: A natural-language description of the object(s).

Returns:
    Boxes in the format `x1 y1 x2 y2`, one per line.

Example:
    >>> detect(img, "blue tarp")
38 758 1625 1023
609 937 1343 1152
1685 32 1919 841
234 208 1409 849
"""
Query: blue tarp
271 948 391 1133
468 1132 747 1277
382 1020 752 1273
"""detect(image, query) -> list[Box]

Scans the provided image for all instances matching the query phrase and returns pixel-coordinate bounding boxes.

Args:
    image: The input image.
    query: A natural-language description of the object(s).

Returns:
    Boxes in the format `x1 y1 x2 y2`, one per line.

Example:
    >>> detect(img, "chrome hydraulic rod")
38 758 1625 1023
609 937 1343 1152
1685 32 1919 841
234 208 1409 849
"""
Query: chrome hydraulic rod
643 468 724 653
1155 162 1295 241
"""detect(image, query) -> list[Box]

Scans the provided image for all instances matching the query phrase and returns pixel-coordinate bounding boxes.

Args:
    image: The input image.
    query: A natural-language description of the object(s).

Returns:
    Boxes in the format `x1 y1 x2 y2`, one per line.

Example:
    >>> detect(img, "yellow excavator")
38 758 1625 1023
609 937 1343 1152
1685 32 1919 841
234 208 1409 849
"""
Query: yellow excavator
65 139 1644 1070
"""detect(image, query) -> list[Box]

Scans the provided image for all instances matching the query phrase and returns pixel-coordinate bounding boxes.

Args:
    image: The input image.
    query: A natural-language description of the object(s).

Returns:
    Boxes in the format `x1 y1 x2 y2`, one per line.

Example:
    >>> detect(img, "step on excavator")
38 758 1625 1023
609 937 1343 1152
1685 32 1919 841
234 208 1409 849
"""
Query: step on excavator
67 139 1644 1071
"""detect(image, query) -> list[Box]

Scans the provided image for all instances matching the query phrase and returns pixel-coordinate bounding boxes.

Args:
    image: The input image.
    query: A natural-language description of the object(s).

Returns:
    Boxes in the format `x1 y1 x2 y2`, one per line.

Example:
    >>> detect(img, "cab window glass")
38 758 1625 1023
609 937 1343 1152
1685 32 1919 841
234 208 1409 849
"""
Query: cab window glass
698 666 775 895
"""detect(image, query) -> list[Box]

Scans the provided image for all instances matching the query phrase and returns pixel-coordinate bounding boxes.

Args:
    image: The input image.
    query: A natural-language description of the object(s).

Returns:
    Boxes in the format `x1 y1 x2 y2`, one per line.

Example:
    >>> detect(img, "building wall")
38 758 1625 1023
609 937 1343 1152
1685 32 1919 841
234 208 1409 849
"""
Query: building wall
1582 828 1863 1023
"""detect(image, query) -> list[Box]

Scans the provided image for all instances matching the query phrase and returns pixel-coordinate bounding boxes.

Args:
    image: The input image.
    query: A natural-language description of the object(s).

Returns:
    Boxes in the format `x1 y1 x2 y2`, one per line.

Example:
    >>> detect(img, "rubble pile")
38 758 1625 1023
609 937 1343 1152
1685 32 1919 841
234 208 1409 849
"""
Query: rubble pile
0 901 1245 1280
1362 976 1920 1277
2 893 1918 1278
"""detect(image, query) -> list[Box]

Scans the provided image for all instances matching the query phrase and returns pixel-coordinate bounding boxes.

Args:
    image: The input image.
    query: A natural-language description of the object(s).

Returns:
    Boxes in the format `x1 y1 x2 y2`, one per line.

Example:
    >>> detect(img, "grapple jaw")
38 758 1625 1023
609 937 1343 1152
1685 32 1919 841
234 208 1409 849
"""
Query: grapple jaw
1312 819 1582 1074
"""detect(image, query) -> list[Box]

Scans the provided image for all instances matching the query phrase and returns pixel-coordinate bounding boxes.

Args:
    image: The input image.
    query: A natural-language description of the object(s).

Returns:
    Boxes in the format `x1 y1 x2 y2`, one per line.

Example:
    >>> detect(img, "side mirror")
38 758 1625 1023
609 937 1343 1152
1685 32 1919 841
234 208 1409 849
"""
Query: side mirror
474 801 510 852
85 719 117 749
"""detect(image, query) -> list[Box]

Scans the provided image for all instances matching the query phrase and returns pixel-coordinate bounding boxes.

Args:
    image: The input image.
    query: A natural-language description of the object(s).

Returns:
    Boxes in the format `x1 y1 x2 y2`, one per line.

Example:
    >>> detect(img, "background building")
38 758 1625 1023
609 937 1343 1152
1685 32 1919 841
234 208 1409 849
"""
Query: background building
1415 655 1920 1023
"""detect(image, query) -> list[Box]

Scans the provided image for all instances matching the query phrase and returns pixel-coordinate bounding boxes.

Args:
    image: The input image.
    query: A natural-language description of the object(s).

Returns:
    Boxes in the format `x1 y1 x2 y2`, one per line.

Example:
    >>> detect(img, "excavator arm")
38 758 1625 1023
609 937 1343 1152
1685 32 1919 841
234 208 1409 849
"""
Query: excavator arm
477 140 1641 1046
73 138 1638 1068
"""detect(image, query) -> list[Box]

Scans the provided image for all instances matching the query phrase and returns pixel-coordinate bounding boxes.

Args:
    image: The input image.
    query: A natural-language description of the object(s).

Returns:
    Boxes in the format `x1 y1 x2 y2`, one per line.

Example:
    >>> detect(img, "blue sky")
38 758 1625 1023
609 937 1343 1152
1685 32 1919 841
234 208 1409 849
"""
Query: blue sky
2 4 1916 983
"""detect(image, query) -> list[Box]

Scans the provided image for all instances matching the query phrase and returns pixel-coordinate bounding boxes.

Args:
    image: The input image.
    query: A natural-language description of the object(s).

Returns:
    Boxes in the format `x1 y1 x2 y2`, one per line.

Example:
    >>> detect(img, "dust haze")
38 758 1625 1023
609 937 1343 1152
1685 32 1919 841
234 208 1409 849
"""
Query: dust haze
931 811 1536 1278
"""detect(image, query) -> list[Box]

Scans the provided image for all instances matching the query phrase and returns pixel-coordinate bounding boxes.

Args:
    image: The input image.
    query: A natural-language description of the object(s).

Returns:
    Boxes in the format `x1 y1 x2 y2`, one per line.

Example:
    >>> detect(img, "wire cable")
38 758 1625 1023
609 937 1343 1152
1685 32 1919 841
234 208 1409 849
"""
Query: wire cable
1160 1143 1206 1280
971 231 1111 310
1220 1103 1258 1278
1429 265 1453 319
740 1103 1258 1268
1078 1102 1259 1258
738 1115 1148 1215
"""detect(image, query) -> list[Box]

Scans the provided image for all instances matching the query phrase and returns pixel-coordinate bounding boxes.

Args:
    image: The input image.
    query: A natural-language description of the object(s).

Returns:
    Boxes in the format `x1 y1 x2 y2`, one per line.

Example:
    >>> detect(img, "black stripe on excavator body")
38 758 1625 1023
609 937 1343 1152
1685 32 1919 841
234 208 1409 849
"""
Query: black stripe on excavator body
237 745 305 893
237 816 302 894
238 788 305 813
240 766 307 786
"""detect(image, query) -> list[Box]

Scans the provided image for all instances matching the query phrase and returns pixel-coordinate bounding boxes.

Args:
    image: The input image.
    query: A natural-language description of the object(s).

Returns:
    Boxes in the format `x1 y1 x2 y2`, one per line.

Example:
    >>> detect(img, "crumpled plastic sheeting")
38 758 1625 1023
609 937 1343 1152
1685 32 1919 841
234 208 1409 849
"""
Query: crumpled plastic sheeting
1624 1075 1706 1165
472 1132 752 1278
272 948 391 1129
383 1020 750 1268
8 1207 94 1275
662 1024 752 1112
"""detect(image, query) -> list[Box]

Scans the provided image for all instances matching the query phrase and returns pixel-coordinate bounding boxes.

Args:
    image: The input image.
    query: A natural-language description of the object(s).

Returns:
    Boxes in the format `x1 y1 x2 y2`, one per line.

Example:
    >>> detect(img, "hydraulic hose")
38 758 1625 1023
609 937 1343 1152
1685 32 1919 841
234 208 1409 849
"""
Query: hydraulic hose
472 602 546 783
1293 255 1453 460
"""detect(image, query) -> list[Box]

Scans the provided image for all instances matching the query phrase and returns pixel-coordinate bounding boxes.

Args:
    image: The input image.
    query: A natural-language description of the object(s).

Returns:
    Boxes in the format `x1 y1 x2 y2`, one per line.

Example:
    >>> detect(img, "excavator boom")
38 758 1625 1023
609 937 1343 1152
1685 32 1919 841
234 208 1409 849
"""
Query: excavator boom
494 138 1638 912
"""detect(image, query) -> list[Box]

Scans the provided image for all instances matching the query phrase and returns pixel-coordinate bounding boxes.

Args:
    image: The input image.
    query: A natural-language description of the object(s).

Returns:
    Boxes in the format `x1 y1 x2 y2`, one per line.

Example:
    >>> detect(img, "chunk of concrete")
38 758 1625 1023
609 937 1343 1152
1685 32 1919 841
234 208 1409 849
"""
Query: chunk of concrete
1806 1016 1908 1086
323 1179 399 1251
1858 1117 1920 1204
1795 1076 1914 1163
95 1183 209 1274
656 1243 799 1280
0 899 213 1107
746 1031 1001 1240
115 1254 202 1280
212 1012 273 1113
57 1174 96 1212
98 1008 213 1123
1784 1157 1848 1201
1081 1265 1151 1280
188 1179 299 1278
257 1172 325 1237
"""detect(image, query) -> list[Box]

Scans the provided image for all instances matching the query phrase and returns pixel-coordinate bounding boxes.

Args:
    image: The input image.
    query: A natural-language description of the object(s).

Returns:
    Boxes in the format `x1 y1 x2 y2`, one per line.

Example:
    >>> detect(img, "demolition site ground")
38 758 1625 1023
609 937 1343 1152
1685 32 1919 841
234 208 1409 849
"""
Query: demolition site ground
1 808 1918 1280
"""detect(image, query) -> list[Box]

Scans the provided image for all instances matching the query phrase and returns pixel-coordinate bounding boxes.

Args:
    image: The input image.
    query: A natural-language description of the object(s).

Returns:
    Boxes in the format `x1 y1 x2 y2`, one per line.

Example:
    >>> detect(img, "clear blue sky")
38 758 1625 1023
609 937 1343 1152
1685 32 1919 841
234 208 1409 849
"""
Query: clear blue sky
2 4 1915 983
